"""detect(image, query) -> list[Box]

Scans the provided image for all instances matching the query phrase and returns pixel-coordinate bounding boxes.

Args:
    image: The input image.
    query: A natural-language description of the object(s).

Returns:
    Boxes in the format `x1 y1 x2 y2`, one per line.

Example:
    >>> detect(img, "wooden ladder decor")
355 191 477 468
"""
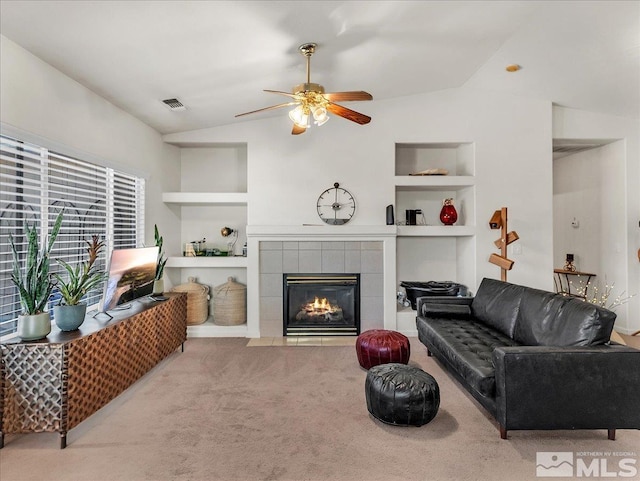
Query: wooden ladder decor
488 207 519 281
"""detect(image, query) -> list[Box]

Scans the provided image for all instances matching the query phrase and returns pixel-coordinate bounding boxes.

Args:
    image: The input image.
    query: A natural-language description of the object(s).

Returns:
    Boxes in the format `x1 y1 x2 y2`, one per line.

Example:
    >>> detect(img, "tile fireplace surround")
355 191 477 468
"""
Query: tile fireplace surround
246 226 397 338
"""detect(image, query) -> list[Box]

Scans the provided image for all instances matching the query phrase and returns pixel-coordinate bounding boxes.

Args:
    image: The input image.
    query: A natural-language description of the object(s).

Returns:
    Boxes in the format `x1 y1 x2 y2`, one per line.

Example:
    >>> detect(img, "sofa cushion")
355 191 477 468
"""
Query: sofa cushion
418 317 519 397
513 289 616 346
513 288 568 346
471 278 524 338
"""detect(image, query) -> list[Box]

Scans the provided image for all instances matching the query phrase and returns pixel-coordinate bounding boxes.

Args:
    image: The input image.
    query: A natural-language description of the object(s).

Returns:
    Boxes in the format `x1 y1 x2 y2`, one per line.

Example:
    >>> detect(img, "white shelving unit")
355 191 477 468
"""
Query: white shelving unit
188 320 248 338
396 225 476 237
395 142 476 331
162 143 249 338
394 175 475 190
166 256 248 268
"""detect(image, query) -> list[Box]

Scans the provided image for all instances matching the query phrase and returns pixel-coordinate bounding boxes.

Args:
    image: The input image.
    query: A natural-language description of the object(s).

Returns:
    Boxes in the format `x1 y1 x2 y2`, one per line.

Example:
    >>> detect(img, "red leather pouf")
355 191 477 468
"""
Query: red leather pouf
356 329 410 370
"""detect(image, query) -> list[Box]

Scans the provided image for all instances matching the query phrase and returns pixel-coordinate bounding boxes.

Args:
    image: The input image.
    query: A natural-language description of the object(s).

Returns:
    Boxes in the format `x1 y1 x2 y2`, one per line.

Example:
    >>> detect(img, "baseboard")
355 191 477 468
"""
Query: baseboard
399 329 418 337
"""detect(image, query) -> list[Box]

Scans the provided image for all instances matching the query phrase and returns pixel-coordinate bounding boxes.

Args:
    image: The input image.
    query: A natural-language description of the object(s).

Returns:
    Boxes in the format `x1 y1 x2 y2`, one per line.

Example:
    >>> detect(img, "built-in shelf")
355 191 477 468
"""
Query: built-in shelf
394 142 476 308
395 307 418 335
162 192 248 205
394 176 475 191
166 256 248 268
396 225 475 237
187 317 248 337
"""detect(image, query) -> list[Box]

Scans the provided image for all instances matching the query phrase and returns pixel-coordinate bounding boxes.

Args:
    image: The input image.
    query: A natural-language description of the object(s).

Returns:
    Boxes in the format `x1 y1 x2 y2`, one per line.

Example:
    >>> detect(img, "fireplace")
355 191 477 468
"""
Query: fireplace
283 274 360 336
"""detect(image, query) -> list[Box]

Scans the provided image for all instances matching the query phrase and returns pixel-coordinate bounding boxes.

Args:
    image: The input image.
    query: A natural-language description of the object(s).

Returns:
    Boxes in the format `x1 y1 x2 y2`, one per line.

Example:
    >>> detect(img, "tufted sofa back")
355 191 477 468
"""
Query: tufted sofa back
471 278 524 338
471 278 616 347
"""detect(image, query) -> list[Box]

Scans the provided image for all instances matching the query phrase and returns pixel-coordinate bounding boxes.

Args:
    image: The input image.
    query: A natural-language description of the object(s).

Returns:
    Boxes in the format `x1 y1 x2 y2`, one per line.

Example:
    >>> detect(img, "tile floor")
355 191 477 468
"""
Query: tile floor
246 336 357 347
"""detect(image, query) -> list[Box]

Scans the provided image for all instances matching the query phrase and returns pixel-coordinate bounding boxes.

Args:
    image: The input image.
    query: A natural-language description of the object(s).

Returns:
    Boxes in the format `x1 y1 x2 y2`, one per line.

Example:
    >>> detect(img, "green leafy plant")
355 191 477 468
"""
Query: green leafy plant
53 235 107 306
154 224 167 281
9 211 64 315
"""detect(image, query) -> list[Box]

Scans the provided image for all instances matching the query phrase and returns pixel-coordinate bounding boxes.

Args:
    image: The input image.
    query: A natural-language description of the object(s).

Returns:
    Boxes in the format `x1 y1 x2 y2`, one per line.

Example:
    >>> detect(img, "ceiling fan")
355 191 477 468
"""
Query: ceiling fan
235 43 373 135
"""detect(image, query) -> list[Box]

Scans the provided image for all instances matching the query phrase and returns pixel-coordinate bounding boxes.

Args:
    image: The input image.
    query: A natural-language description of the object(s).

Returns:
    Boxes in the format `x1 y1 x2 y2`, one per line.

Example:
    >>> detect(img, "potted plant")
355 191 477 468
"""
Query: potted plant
9 211 64 340
53 235 107 331
153 224 167 295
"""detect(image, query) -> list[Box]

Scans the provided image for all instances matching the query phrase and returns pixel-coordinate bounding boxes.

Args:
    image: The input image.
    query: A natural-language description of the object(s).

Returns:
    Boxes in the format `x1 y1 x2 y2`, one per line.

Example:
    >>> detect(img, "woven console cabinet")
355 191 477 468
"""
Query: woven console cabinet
0 292 187 449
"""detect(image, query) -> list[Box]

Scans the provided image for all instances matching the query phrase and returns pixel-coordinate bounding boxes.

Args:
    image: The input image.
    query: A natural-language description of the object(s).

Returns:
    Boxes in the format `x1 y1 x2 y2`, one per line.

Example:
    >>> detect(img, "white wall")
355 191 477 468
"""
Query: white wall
553 107 640 334
0 35 181 261
165 86 554 294
554 142 626 274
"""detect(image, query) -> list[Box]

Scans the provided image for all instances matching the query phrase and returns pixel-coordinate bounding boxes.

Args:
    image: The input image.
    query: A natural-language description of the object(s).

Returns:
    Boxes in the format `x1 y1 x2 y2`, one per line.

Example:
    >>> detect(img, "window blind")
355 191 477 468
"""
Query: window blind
0 134 145 337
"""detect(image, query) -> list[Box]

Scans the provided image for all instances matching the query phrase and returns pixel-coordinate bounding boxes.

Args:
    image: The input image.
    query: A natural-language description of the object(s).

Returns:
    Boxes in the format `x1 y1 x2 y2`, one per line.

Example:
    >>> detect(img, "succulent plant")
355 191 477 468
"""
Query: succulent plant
154 224 167 281
54 235 107 306
9 211 64 315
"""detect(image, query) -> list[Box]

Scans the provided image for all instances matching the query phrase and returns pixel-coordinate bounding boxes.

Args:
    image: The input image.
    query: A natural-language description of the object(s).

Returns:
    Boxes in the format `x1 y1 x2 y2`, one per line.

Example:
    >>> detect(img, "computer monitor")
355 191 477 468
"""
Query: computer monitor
99 246 159 312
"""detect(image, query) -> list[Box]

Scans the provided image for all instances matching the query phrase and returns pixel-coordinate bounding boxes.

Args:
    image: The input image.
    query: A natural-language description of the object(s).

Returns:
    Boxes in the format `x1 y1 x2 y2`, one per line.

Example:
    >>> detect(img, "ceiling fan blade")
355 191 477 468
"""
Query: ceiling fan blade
264 89 298 99
235 101 297 118
292 124 307 135
327 103 371 125
323 91 373 102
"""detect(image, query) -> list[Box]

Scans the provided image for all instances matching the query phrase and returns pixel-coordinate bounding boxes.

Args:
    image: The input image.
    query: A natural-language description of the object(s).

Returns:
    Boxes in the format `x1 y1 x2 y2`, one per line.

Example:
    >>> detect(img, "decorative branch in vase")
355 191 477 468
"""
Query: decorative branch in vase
570 276 635 311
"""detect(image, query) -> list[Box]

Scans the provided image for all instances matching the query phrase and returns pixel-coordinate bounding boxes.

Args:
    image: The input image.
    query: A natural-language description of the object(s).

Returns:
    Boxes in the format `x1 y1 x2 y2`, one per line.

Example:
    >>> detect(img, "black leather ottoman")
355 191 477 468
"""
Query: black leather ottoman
365 363 440 426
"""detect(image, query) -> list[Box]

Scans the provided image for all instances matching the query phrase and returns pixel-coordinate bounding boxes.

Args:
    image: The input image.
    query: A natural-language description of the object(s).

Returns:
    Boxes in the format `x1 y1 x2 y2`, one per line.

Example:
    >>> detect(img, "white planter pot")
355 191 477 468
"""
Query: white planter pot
17 312 52 341
153 278 164 295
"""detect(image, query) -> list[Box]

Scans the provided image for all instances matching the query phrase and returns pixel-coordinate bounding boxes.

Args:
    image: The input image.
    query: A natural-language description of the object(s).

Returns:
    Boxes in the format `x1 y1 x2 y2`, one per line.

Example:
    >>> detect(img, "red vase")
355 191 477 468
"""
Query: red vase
440 199 458 225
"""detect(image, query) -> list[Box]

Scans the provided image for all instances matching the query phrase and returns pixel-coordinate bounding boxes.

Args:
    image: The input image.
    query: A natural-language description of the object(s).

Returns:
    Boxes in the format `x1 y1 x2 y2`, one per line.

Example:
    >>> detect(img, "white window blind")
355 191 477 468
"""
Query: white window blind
0 134 145 337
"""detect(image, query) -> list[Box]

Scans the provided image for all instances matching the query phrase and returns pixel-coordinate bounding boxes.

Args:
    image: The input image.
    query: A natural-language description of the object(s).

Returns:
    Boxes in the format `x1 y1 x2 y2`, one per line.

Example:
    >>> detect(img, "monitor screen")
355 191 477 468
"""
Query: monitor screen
99 246 159 311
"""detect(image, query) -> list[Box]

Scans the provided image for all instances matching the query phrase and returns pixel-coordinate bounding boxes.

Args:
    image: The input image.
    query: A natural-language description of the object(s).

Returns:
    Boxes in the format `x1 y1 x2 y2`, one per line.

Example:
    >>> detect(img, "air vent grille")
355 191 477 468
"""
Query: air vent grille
161 98 187 111
553 145 601 154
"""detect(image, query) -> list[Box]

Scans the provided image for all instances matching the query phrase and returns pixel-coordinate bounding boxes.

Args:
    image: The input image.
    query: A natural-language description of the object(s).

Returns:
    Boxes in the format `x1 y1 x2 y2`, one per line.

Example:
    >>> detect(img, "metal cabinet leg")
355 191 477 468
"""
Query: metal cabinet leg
60 432 67 449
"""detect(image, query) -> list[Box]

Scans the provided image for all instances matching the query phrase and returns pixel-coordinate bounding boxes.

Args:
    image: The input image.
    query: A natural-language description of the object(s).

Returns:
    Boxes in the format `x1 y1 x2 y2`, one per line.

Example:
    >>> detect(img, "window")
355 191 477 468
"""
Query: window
0 134 145 337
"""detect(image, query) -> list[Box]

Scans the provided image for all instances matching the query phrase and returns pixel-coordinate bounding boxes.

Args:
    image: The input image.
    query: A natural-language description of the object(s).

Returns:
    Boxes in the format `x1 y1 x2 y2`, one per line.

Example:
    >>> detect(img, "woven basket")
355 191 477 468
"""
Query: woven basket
213 277 246 326
170 277 209 325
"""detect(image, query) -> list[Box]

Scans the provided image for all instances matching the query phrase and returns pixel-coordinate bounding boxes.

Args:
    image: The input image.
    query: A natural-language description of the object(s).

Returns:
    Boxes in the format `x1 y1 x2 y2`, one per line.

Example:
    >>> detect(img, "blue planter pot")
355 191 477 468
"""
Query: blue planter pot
54 304 87 331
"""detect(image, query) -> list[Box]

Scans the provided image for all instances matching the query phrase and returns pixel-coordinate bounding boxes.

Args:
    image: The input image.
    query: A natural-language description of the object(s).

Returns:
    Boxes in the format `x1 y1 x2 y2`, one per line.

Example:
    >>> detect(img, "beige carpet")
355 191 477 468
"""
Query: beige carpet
1 338 638 481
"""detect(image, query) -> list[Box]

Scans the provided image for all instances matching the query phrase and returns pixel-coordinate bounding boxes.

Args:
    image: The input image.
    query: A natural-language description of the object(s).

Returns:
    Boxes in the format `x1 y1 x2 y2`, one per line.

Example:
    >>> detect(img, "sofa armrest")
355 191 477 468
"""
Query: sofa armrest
417 296 473 319
492 345 640 431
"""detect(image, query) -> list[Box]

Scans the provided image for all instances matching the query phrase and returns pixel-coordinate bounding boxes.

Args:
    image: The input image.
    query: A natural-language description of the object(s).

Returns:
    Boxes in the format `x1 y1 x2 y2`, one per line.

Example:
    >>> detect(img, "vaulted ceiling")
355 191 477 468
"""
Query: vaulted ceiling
1 1 638 135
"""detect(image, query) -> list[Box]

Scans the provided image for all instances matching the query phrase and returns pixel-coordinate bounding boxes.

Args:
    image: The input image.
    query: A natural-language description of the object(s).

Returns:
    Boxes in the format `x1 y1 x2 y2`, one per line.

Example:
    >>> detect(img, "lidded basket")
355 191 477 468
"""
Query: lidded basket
170 276 210 325
213 276 246 326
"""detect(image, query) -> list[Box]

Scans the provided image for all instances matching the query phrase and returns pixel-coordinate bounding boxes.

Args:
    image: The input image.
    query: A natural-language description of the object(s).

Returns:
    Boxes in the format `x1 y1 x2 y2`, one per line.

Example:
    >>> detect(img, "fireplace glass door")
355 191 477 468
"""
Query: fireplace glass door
283 274 360 336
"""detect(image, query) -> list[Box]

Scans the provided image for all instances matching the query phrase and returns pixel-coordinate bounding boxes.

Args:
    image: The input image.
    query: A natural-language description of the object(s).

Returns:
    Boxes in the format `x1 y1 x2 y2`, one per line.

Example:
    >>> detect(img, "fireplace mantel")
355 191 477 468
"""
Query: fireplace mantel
247 225 397 239
246 225 398 338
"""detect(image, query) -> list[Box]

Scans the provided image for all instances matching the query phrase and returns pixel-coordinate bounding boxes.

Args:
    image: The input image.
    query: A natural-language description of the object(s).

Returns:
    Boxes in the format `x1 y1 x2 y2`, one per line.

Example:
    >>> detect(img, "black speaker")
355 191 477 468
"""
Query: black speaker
406 209 417 226
386 205 394 225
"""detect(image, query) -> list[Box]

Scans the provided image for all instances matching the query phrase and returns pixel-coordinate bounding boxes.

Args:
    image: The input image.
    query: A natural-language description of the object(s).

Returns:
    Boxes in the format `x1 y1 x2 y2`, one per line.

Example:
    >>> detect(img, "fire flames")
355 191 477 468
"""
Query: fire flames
305 297 338 314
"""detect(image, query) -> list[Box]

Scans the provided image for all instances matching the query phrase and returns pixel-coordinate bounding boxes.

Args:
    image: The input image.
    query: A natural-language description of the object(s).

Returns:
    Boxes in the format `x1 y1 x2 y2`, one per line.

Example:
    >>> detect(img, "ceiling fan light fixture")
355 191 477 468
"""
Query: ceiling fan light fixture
289 105 310 128
312 106 329 126
235 42 372 134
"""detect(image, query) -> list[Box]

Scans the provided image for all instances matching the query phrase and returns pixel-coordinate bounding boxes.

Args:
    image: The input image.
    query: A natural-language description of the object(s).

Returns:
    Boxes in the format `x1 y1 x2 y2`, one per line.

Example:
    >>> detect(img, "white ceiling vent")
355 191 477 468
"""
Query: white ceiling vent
161 98 187 111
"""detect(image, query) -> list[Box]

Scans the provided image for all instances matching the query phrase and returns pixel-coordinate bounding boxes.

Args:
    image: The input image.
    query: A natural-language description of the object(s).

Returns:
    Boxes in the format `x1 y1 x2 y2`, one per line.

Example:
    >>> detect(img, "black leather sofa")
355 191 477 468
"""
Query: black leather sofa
416 277 640 439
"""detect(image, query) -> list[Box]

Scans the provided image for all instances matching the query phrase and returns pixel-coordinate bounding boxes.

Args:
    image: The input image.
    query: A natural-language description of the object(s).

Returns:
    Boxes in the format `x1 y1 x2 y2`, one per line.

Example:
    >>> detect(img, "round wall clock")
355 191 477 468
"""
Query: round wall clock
317 182 356 225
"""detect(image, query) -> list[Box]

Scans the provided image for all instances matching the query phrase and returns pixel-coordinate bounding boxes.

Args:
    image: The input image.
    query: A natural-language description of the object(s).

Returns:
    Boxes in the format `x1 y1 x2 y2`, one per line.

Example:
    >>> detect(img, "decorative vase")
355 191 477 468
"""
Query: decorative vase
54 304 87 331
153 278 165 295
17 312 52 340
439 198 458 226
